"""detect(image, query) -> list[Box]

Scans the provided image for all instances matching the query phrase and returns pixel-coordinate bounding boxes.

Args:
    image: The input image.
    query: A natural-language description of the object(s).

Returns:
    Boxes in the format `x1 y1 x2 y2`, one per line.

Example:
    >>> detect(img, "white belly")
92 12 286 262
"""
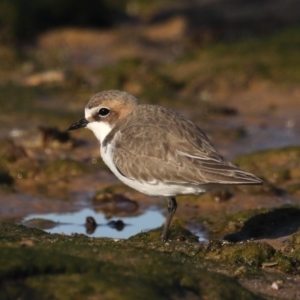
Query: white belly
100 143 207 197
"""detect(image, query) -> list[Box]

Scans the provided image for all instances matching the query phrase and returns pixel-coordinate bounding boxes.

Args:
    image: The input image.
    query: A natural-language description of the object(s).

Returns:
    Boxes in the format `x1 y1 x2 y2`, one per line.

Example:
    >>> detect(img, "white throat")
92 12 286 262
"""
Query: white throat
85 107 113 143
86 121 113 144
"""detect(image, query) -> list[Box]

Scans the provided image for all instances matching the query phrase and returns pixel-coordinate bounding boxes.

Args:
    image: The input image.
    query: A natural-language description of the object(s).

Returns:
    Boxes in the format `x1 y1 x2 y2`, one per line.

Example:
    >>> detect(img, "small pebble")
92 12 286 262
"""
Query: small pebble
271 282 279 290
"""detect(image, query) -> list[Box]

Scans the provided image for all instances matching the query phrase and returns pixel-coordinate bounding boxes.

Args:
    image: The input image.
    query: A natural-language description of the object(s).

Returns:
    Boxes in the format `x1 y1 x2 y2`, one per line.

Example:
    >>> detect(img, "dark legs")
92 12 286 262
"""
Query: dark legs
161 196 177 241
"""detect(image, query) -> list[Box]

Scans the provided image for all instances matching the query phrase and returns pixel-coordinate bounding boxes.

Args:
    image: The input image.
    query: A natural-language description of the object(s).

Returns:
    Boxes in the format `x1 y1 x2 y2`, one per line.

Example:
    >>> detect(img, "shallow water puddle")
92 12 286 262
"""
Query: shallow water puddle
22 207 166 239
22 207 209 240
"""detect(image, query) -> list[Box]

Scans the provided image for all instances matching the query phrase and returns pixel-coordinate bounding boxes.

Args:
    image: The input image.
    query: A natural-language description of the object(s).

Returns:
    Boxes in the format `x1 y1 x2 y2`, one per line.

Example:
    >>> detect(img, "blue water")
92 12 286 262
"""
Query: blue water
22 207 209 241
22 208 166 239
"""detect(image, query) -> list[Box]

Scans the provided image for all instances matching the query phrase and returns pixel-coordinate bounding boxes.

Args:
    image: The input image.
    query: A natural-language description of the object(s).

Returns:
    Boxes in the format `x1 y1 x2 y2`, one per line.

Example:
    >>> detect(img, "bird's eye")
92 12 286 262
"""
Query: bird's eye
98 108 110 117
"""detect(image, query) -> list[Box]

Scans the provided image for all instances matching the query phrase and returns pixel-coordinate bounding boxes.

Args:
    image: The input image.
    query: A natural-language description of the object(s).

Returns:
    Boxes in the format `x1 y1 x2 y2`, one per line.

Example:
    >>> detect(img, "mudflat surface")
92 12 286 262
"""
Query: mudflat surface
1 1 300 299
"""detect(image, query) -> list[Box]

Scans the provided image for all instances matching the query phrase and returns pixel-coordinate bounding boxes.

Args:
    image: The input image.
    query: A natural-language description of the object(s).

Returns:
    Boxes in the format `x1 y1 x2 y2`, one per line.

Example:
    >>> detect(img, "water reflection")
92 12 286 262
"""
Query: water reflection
22 207 209 241
84 216 126 234
92 192 139 217
22 208 165 239
185 220 209 243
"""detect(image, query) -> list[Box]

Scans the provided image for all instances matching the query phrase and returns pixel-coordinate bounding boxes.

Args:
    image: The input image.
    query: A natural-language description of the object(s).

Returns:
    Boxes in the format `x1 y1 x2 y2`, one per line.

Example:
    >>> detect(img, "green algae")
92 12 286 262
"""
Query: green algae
0 139 28 165
288 229 300 262
175 27 300 86
0 25 299 300
129 221 199 245
43 158 86 178
272 251 294 273
286 183 300 195
97 58 189 110
0 138 86 199
1 221 300 299
234 146 300 182
210 208 271 239
200 206 300 244
228 206 300 240
23 218 57 230
233 146 300 197
0 223 262 300
0 139 40 180
0 222 47 242
0 85 85 131
218 242 275 268
203 239 290 275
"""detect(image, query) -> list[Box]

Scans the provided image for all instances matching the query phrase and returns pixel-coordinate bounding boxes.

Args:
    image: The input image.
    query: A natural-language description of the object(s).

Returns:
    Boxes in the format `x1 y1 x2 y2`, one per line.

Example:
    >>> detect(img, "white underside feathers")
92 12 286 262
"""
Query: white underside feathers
100 137 208 197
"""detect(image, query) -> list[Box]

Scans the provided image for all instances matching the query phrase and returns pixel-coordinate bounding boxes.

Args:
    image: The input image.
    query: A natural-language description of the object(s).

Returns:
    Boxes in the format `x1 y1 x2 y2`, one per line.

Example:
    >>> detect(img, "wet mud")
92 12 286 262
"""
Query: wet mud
1 2 300 297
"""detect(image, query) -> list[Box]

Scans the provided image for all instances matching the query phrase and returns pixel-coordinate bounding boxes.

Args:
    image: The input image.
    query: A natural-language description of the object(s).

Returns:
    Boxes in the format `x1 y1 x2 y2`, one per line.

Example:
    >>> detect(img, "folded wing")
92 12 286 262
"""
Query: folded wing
112 106 262 186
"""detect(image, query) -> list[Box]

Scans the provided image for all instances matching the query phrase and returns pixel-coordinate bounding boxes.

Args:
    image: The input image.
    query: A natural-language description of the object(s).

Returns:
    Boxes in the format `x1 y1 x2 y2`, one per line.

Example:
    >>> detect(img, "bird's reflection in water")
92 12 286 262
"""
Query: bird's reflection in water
107 219 125 231
85 216 98 234
85 216 126 235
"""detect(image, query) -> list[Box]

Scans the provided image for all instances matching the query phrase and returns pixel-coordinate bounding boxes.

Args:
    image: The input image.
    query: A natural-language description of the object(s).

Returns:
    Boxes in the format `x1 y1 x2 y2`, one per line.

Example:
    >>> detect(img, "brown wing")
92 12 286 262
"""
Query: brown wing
112 105 262 185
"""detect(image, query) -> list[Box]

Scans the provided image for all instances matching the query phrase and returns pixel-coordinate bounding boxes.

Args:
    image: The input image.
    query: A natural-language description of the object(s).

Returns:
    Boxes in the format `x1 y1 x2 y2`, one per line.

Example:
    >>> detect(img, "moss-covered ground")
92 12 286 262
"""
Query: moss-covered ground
1 5 300 298
1 220 300 299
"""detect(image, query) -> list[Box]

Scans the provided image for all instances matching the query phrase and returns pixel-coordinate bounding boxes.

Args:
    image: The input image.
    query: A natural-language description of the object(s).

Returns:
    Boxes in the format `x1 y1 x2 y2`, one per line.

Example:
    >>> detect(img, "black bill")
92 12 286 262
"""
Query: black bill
68 118 89 131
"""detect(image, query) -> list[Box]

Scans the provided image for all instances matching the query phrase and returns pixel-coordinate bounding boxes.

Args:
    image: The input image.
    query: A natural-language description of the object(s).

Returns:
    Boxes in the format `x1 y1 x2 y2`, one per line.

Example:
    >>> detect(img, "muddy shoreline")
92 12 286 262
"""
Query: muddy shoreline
1 1 300 297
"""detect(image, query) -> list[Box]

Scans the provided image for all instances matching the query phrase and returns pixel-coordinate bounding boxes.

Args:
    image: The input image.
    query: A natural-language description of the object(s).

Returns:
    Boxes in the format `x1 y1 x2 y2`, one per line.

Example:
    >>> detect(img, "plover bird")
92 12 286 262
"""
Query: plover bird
69 90 262 240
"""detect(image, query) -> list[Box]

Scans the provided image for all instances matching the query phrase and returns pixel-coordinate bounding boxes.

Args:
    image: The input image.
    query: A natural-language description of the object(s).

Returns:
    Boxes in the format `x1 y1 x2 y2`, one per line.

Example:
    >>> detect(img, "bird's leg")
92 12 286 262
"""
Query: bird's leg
161 196 177 241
